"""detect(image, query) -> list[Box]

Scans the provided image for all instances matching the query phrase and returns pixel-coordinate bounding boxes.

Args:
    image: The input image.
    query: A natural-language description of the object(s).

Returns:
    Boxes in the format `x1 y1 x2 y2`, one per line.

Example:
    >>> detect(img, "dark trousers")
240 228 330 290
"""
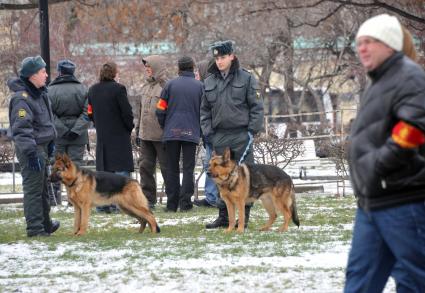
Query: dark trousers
212 130 254 209
165 141 197 211
139 140 167 205
344 204 425 292
16 144 53 236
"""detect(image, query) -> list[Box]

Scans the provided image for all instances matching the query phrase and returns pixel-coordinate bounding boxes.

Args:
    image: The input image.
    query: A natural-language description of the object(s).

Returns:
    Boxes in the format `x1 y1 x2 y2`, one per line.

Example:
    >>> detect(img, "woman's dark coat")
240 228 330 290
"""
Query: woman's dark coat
88 80 134 172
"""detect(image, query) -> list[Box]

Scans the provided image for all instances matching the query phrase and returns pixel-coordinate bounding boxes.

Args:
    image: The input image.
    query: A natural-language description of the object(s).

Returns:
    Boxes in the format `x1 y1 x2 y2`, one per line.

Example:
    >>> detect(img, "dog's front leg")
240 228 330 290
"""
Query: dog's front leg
76 203 91 236
222 198 235 233
236 199 245 233
73 204 82 235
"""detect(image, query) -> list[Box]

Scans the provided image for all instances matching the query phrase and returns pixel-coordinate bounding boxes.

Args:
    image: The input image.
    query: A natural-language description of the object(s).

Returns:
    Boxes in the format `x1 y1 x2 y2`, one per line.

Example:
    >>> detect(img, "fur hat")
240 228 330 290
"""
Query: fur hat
178 56 194 72
19 56 46 78
57 59 76 75
210 40 233 57
356 14 403 51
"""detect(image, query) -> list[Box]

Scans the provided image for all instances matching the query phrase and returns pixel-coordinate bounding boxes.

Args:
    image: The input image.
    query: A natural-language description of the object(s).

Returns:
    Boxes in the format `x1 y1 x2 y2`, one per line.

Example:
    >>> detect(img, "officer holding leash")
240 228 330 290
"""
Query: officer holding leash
200 41 264 229
8 56 60 237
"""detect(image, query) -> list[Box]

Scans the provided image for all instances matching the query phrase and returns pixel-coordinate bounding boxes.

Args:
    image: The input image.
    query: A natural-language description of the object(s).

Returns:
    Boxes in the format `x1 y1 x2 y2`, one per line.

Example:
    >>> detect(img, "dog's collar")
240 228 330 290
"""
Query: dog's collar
223 164 238 184
66 177 78 188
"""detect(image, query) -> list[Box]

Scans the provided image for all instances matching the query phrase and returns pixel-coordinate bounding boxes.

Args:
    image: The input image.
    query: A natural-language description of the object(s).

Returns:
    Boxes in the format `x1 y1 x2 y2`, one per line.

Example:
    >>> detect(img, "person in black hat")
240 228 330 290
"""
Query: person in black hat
7 56 60 237
47 59 89 205
156 56 204 212
200 41 264 229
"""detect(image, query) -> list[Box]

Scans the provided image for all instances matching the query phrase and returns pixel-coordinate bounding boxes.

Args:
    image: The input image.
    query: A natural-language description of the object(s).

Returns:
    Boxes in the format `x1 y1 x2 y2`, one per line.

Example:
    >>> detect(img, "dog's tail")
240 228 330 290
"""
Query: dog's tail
291 185 300 227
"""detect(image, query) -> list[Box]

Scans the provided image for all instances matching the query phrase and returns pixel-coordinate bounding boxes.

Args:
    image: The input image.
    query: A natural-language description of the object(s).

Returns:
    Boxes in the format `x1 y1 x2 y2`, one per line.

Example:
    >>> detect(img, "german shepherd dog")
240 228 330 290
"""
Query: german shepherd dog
209 147 300 233
50 153 160 235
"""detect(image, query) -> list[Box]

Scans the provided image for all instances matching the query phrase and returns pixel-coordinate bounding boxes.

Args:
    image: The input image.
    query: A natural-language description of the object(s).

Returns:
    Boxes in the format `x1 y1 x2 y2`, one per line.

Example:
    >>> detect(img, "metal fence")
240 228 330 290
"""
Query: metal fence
0 109 357 201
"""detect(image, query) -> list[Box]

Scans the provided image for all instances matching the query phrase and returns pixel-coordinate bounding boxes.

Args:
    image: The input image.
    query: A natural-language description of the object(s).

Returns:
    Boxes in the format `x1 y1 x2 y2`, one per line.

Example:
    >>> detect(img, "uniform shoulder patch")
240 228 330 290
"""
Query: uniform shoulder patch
20 92 29 98
18 109 26 118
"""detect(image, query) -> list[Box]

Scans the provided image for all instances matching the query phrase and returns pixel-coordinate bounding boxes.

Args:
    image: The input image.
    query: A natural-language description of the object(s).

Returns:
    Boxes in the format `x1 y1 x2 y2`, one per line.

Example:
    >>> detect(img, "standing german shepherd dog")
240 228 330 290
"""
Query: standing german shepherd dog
50 153 160 235
209 147 300 233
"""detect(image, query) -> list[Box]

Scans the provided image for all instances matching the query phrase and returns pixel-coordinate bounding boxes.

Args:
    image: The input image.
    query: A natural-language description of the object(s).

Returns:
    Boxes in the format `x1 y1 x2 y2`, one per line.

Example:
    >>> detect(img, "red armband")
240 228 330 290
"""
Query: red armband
156 98 168 111
391 121 425 148
87 103 93 115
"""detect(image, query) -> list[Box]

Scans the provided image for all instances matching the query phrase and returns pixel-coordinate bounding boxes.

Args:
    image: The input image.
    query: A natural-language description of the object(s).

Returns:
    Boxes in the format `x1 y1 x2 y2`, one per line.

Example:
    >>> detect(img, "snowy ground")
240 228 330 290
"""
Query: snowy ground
0 144 395 292
0 197 396 293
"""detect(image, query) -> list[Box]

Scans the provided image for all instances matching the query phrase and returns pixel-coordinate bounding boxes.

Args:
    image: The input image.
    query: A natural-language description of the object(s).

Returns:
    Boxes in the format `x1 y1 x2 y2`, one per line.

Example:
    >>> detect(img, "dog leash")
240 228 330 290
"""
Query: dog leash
238 132 254 165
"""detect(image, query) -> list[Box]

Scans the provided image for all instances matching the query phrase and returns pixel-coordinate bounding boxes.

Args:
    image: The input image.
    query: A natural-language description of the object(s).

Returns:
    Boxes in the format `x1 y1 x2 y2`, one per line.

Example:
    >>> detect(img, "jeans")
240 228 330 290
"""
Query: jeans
203 142 218 206
96 171 130 212
344 202 425 293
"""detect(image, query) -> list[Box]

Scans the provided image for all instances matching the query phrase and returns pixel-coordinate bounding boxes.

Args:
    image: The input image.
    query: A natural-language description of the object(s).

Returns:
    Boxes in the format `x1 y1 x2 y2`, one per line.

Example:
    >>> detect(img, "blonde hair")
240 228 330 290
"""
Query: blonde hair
402 26 417 61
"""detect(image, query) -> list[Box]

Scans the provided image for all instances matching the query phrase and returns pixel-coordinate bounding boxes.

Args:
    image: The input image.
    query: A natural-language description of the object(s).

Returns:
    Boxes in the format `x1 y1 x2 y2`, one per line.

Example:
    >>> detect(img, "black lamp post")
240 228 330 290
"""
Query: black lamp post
39 0 50 83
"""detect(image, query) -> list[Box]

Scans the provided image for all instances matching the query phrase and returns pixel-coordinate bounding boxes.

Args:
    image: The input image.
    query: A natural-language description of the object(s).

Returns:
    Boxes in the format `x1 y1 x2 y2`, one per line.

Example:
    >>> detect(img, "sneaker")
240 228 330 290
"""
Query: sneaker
28 231 50 237
163 207 177 213
148 203 156 211
193 198 215 208
179 205 193 212
50 220 60 234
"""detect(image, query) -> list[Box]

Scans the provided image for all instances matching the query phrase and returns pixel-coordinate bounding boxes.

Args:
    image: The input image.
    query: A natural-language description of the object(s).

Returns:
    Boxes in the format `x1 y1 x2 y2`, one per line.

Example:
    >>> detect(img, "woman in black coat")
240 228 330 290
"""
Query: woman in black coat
88 62 134 173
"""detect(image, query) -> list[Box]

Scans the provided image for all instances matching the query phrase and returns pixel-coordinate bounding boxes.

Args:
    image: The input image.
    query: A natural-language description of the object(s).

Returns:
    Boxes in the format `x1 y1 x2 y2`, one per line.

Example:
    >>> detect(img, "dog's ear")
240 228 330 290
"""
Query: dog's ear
223 147 231 162
230 149 236 160
62 153 71 166
55 153 62 161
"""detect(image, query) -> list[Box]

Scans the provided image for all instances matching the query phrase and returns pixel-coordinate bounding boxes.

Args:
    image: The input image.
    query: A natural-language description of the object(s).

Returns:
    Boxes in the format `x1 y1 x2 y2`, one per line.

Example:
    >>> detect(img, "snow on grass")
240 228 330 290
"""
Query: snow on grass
0 195 396 293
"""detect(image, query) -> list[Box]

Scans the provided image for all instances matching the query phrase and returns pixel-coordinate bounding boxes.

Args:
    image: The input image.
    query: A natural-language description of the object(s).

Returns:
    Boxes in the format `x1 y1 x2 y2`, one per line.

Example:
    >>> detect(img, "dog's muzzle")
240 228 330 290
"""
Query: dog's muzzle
49 172 62 183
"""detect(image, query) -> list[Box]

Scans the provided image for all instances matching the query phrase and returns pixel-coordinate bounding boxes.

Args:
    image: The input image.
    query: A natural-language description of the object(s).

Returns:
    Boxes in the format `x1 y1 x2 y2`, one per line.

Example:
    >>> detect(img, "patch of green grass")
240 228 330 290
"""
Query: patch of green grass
0 194 357 291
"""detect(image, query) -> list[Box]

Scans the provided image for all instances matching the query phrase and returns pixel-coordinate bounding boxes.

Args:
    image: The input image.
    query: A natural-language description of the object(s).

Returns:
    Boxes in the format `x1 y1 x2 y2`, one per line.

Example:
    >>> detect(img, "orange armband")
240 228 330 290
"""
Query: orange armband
391 121 425 148
156 98 168 111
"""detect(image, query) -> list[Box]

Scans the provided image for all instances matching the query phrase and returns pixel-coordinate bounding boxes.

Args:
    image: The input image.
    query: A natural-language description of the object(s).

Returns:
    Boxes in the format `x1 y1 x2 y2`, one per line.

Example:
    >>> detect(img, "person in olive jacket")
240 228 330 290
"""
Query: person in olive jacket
47 59 89 205
8 56 60 237
200 41 264 229
344 14 425 292
156 56 203 212
88 61 134 213
135 55 168 209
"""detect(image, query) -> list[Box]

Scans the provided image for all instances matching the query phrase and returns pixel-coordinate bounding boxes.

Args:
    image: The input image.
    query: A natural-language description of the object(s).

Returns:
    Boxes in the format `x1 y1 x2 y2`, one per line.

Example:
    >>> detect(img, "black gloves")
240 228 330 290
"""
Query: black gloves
27 154 42 171
136 137 142 147
63 130 79 141
47 141 55 158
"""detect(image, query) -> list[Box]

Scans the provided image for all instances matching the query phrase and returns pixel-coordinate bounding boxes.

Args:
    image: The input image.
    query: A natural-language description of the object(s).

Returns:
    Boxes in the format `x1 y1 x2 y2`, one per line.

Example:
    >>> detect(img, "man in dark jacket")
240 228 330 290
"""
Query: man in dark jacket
344 14 425 292
48 59 89 205
8 56 60 237
156 56 203 212
88 61 134 213
200 41 264 229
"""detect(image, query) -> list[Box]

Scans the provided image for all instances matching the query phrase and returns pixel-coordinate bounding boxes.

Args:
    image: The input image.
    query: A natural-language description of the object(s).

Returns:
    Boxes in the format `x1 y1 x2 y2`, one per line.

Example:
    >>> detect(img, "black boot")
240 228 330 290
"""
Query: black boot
205 206 229 229
235 205 252 229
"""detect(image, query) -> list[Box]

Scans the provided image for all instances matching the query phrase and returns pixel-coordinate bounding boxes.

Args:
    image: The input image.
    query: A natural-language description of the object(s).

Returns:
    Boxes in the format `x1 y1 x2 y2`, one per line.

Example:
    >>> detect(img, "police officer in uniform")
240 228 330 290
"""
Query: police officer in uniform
200 41 264 229
48 60 89 205
8 56 60 237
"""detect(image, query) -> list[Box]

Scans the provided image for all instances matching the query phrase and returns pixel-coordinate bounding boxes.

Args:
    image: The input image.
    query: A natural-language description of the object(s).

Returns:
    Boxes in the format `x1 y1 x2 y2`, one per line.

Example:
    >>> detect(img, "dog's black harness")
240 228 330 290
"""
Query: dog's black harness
66 177 78 188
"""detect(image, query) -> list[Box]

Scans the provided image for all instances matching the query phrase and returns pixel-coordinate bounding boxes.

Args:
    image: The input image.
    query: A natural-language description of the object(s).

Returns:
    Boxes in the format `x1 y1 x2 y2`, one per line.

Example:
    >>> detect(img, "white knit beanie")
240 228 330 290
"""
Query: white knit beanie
356 14 403 51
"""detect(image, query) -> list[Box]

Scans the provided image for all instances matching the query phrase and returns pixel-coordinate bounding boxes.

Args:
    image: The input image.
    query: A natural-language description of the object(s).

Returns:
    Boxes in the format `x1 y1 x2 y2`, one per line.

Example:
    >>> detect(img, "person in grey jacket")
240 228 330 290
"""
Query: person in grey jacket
200 41 264 229
8 56 60 237
47 59 89 205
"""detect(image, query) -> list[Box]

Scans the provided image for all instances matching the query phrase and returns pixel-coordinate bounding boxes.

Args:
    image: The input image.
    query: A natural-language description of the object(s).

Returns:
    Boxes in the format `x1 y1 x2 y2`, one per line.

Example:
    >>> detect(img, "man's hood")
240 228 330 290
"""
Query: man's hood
142 55 167 82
